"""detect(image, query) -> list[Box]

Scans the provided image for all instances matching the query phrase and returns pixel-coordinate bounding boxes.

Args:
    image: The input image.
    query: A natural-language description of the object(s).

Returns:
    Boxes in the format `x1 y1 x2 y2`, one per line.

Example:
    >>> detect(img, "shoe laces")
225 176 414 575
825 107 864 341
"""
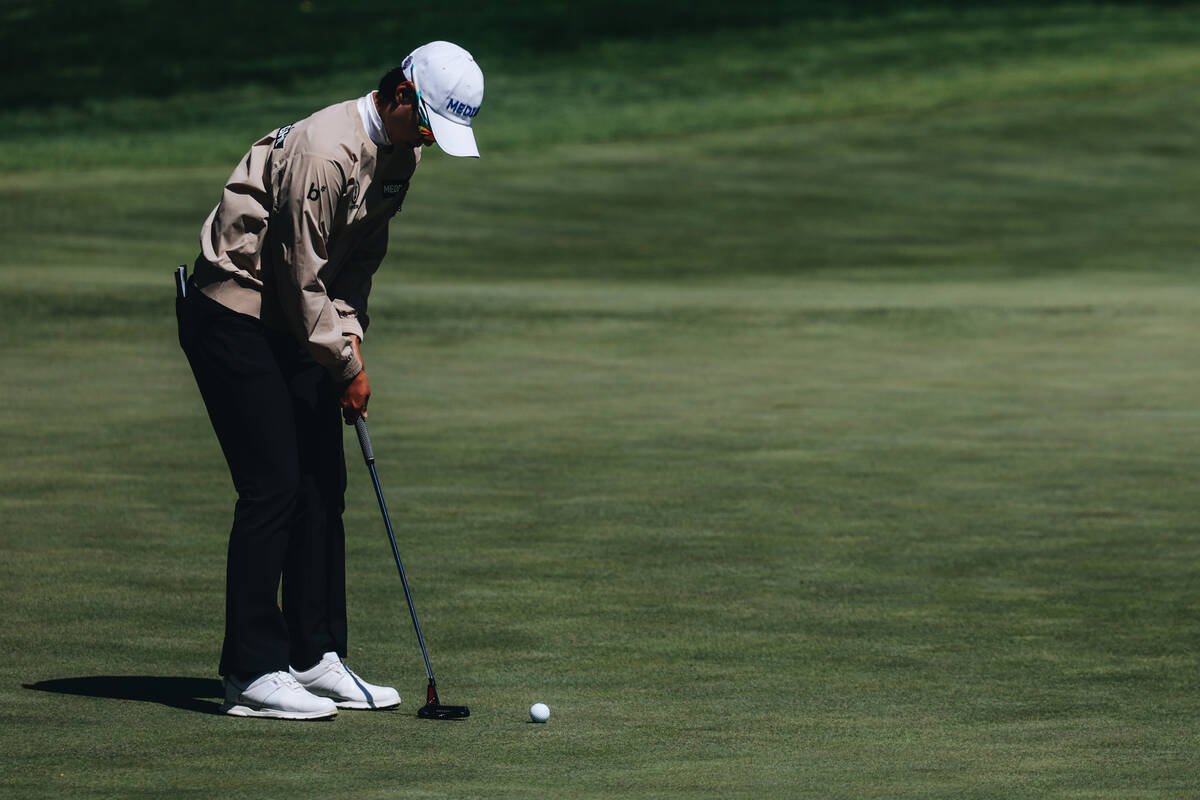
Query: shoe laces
329 656 361 681
274 672 305 691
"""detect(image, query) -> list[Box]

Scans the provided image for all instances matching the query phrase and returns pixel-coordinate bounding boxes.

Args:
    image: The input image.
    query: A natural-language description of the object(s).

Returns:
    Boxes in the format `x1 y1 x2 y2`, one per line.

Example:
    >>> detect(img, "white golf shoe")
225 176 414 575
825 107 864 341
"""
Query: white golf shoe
290 651 401 710
221 671 338 720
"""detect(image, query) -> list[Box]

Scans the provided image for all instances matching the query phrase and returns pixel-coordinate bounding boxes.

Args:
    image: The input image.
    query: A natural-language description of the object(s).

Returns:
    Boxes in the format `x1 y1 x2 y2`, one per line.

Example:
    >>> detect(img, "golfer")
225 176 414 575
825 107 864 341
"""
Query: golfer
176 42 484 720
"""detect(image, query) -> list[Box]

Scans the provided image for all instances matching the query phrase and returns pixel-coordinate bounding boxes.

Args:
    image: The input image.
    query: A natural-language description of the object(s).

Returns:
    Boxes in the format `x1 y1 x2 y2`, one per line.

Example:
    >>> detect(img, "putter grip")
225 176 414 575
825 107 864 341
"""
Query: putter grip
355 416 375 465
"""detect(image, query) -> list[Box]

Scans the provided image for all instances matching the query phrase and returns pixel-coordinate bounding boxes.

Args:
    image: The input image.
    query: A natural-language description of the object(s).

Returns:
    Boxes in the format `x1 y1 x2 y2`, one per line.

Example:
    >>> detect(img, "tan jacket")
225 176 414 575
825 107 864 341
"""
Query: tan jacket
193 98 420 383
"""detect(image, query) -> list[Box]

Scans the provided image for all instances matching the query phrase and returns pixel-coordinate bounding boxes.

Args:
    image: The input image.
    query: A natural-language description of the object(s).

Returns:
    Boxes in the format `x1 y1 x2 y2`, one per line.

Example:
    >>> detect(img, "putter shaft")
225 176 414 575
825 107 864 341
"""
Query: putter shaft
354 417 468 719
364 457 436 684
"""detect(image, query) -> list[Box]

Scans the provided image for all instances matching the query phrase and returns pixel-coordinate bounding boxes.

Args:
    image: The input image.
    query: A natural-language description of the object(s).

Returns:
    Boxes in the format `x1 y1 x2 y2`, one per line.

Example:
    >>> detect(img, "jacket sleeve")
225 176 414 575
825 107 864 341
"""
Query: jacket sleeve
271 154 363 383
329 223 388 342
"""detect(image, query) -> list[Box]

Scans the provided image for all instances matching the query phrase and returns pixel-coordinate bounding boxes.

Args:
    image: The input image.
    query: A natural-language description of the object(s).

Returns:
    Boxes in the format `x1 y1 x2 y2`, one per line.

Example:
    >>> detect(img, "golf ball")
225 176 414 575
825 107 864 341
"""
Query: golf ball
529 702 550 723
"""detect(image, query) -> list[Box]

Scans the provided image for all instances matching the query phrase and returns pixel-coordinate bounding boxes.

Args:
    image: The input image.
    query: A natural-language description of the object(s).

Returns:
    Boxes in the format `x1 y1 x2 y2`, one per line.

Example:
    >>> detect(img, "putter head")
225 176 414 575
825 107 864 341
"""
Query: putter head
418 702 470 720
417 681 469 719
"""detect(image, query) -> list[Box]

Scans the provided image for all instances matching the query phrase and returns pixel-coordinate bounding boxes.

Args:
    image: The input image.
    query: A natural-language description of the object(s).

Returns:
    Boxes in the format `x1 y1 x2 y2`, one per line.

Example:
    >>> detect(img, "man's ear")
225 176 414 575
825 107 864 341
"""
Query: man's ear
395 81 416 106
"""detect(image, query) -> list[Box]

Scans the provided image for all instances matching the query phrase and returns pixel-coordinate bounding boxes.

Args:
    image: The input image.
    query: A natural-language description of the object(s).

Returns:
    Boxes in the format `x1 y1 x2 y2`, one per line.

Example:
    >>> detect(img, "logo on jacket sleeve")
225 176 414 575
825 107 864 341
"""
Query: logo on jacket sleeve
273 124 293 149
381 180 409 202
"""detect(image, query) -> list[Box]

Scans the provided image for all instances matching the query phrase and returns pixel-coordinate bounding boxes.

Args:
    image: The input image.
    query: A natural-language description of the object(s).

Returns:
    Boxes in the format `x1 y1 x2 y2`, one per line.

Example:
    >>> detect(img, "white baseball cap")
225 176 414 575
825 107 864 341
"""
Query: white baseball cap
402 42 484 158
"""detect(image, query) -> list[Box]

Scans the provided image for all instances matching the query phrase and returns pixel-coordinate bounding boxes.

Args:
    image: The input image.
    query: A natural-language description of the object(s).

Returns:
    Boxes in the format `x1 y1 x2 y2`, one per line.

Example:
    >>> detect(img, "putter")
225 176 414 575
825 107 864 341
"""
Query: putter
354 416 470 720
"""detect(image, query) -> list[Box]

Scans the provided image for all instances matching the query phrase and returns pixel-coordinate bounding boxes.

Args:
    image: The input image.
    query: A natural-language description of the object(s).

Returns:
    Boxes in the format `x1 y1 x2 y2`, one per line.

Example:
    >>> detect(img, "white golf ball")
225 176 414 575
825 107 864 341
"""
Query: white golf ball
529 702 550 723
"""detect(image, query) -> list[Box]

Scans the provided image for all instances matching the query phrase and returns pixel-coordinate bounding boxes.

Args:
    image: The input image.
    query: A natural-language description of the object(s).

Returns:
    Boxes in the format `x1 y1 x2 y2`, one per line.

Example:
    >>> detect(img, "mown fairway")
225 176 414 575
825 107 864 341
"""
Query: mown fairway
2 5 1199 798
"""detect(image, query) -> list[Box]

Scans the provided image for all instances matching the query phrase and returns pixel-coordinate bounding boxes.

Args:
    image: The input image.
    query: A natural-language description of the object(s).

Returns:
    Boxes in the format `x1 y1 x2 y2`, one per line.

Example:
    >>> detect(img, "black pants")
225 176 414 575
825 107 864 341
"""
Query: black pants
177 288 348 678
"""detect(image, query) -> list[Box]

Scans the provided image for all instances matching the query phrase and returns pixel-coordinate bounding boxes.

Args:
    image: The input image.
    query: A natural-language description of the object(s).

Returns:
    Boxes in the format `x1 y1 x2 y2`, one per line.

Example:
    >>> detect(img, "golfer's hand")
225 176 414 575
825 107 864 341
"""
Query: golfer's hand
341 369 371 424
341 337 371 424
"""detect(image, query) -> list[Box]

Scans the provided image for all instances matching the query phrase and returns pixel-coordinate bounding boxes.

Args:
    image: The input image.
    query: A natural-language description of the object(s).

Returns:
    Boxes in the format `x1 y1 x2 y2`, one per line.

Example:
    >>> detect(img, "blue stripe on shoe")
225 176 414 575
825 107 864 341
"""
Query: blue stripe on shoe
344 662 376 709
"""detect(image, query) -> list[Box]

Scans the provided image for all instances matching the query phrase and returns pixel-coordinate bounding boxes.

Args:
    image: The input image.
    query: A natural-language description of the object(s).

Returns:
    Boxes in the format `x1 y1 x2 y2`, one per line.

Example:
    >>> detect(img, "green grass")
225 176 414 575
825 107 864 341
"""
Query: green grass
7 5 1200 170
3 4 1200 798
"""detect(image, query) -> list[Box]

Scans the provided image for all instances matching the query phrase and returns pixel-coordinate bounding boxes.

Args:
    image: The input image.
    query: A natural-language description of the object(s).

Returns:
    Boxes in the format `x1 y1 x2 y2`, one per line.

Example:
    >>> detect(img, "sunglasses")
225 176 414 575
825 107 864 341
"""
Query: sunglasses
413 87 436 145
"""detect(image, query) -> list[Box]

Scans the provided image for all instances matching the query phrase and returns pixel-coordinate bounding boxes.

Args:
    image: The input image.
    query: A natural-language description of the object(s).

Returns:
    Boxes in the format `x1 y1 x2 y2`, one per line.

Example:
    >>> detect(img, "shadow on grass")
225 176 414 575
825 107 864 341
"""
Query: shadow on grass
24 676 223 715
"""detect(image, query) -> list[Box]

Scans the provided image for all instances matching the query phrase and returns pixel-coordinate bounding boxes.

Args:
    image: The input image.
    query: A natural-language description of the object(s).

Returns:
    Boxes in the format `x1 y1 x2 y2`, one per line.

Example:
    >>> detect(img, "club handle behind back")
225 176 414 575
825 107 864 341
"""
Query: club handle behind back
354 415 375 465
